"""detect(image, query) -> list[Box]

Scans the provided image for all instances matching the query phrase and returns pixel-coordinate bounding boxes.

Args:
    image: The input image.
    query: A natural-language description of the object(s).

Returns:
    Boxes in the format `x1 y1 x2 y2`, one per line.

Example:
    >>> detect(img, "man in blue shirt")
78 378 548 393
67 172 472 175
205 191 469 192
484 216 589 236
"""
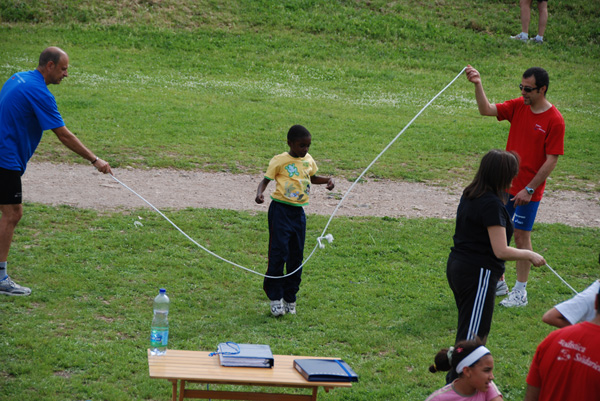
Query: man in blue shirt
0 47 112 296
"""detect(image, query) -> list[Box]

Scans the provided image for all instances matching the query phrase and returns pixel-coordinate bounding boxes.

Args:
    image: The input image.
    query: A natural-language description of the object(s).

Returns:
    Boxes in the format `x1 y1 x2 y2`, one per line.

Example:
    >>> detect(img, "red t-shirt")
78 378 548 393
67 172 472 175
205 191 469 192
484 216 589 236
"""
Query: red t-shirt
526 321 600 401
496 98 565 202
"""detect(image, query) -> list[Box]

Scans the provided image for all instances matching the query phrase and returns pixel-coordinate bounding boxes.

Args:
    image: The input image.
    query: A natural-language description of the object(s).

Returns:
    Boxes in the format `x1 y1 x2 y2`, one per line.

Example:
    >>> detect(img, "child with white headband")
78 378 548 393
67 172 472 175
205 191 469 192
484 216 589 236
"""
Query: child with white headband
426 339 502 401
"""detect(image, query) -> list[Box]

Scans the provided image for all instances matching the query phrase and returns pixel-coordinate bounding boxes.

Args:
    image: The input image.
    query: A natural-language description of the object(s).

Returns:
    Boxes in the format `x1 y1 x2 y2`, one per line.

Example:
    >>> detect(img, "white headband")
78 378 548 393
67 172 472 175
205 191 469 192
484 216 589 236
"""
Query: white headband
455 346 491 374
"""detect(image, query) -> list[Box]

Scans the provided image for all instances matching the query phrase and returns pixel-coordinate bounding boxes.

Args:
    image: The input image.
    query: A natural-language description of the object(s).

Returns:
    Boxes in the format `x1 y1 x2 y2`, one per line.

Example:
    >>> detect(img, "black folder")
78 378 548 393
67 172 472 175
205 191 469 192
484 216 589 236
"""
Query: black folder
216 343 274 368
293 359 359 382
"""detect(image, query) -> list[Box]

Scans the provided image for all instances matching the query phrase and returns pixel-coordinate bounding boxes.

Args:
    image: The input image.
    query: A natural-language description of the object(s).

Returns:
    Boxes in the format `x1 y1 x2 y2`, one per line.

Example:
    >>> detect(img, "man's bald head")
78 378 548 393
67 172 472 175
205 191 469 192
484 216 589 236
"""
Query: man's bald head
38 47 67 69
37 47 69 85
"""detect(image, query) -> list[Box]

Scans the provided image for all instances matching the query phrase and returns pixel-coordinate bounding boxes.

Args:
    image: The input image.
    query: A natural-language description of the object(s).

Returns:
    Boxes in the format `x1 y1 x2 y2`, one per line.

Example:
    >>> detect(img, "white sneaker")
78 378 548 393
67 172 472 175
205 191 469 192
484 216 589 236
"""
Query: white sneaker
0 275 31 296
510 32 528 42
499 289 528 307
496 280 509 296
284 301 296 315
270 299 285 317
529 36 543 44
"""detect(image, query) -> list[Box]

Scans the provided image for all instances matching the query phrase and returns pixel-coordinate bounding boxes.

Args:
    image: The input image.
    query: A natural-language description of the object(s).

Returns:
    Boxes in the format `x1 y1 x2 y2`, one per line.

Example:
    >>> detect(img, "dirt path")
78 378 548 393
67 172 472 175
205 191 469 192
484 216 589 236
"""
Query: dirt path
22 162 600 228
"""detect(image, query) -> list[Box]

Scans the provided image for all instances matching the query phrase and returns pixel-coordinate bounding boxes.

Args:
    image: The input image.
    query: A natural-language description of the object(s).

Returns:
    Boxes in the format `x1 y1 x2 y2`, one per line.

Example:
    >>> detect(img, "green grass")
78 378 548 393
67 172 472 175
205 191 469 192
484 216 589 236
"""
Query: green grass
0 1 599 400
0 0 599 190
2 205 599 400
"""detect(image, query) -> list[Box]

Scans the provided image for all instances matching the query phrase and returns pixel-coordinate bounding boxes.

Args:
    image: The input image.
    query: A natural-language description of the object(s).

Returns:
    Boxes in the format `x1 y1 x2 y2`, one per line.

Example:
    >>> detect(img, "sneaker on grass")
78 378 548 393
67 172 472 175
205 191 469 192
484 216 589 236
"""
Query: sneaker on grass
496 280 509 296
0 275 31 296
510 32 528 42
284 301 296 315
270 299 285 317
529 36 543 44
499 289 528 307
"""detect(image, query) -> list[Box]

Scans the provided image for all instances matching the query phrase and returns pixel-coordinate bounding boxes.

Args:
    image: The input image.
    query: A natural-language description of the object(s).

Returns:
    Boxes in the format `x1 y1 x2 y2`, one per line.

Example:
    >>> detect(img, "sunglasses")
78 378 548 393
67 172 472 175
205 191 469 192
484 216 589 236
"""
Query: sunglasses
519 84 539 93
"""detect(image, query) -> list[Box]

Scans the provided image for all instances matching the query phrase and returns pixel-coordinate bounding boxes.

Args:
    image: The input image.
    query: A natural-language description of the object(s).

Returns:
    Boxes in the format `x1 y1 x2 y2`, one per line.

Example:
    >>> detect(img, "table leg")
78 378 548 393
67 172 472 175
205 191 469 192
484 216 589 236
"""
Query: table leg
170 380 177 401
312 387 318 401
179 380 186 401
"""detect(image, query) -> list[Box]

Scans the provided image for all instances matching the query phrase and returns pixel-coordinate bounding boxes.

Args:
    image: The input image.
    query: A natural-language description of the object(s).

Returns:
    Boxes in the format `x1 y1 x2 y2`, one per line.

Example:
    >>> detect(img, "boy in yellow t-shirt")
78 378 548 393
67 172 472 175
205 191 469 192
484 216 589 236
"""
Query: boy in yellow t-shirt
255 125 335 316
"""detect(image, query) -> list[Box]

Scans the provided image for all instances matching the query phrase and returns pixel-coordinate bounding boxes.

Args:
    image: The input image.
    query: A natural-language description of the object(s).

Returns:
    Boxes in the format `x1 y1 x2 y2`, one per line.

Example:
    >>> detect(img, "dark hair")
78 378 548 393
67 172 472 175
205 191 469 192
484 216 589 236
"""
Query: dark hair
429 338 486 374
287 125 311 143
523 67 549 96
38 47 64 68
463 149 519 201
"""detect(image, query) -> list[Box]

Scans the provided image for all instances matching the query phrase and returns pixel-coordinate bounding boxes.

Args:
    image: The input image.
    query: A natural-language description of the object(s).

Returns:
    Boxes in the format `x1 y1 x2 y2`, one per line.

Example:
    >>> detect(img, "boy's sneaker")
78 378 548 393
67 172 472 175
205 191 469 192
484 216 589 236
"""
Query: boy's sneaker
0 275 31 296
284 301 296 315
510 32 528 42
496 280 509 296
270 299 285 317
529 36 543 44
499 289 528 307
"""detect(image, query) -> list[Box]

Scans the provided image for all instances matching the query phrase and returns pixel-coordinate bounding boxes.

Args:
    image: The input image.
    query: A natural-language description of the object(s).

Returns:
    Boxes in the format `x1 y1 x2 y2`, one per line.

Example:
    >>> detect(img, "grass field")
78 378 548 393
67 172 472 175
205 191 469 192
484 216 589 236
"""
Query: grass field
1 0 599 189
1 1 599 400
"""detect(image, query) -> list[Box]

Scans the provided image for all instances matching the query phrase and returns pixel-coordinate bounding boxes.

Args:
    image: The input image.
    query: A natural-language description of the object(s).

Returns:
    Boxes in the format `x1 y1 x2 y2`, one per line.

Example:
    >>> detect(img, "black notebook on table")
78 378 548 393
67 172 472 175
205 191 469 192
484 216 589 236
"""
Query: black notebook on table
216 342 274 368
293 359 359 382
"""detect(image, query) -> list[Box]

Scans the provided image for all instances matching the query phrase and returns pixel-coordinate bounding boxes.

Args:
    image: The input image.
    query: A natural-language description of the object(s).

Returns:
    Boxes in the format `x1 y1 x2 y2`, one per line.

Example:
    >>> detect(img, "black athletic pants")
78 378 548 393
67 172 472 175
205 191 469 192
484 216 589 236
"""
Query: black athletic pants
445 256 501 383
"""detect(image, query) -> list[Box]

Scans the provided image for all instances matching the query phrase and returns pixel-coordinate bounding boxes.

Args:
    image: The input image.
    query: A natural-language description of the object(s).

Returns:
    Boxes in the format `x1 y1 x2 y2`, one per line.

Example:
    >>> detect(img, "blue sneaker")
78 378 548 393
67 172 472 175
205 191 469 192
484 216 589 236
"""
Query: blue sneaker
0 275 31 296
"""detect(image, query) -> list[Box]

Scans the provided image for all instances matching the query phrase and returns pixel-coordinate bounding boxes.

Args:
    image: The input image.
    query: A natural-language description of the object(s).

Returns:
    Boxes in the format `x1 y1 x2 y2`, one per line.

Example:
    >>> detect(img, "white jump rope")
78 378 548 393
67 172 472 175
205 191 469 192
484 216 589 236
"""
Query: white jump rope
109 66 578 293
545 263 578 294
508 215 578 295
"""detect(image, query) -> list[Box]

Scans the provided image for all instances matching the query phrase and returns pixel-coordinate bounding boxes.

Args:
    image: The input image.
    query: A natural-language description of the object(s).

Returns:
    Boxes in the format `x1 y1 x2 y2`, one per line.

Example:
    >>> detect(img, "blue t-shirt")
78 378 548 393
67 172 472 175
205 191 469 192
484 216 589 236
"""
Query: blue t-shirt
0 69 64 173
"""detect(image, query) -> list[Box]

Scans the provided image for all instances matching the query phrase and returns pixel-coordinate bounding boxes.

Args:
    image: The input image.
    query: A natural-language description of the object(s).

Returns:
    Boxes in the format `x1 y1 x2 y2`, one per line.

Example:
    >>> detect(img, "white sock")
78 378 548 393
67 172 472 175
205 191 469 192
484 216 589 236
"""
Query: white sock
514 281 527 292
521 32 528 38
535 35 543 41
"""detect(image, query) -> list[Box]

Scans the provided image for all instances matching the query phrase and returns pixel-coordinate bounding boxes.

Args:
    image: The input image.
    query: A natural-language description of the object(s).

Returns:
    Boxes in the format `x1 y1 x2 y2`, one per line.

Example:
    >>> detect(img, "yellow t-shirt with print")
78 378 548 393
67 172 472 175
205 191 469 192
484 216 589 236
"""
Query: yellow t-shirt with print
265 152 318 207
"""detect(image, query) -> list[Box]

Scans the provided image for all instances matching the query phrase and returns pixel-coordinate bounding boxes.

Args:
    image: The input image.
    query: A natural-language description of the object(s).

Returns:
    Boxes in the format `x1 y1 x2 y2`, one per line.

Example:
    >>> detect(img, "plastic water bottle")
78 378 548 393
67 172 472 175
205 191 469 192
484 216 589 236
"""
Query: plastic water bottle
150 288 169 356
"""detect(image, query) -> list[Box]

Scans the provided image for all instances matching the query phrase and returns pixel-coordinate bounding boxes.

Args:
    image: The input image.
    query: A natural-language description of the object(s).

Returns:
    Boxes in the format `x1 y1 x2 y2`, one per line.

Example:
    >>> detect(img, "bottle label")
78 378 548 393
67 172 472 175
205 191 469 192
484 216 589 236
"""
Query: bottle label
150 327 169 347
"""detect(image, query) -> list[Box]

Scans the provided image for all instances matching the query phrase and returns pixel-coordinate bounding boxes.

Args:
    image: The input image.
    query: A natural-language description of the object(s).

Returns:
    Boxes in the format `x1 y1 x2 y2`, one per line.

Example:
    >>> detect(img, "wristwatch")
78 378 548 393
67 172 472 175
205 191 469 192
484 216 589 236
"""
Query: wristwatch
525 186 535 195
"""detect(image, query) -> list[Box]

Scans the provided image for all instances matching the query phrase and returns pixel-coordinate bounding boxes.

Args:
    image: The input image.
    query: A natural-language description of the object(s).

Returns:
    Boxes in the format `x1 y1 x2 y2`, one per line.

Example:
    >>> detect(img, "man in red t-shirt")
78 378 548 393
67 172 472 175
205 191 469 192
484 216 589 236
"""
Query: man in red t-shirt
523 288 600 400
465 65 565 308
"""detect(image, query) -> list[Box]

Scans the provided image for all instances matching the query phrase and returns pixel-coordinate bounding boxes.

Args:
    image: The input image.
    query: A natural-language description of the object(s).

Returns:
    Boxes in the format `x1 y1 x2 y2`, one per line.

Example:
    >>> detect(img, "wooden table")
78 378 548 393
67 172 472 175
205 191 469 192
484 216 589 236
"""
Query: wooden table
148 350 353 401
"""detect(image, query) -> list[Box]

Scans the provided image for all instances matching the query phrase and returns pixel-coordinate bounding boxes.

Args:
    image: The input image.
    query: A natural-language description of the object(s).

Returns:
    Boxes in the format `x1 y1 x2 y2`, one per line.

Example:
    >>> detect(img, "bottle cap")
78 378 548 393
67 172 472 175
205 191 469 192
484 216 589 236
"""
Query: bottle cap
159 288 166 293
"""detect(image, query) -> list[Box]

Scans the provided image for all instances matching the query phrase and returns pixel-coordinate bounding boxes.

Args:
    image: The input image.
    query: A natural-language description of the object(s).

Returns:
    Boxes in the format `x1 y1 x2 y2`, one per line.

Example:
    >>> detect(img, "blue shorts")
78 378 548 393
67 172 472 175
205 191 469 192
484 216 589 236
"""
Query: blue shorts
504 196 540 231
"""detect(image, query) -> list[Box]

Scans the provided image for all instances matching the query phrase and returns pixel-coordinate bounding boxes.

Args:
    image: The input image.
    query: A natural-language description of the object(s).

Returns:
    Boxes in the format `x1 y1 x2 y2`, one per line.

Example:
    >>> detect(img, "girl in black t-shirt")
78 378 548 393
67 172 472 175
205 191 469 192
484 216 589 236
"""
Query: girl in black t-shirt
445 149 546 383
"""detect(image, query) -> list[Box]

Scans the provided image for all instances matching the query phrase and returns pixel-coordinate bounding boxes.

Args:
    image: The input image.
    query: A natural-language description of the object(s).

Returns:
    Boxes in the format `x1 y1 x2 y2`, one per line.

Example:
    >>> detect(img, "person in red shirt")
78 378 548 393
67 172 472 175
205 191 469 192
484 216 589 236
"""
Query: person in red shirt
524 287 600 400
465 65 565 308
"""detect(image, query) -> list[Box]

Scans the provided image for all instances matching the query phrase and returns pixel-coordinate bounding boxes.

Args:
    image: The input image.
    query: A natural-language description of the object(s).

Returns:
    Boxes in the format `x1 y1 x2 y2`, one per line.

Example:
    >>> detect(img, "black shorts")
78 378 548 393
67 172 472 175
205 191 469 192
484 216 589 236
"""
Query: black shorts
0 168 23 204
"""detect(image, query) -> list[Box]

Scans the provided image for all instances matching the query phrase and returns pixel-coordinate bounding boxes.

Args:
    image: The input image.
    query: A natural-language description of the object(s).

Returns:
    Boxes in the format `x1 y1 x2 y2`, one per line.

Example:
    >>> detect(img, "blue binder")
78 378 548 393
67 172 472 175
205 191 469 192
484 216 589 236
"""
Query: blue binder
294 359 359 382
